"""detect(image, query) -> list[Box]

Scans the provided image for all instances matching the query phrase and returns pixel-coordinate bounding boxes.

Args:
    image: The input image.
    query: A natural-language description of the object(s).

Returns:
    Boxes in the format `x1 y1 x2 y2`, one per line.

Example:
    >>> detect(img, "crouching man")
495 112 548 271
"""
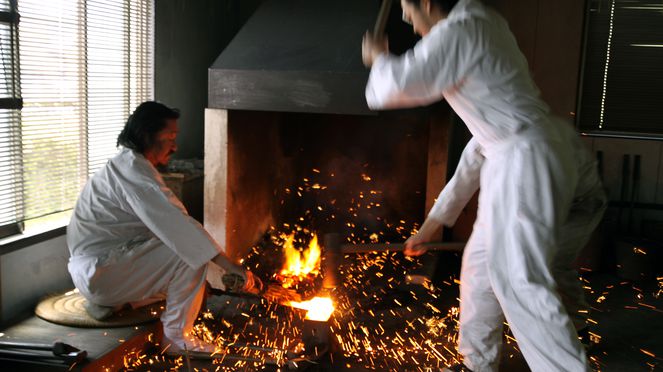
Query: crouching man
66 101 257 352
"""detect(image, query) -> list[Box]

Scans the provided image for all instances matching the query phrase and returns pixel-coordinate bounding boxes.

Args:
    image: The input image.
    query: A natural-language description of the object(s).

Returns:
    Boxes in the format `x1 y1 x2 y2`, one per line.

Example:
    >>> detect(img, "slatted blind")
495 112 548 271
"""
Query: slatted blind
0 0 153 238
578 0 663 135
0 0 22 237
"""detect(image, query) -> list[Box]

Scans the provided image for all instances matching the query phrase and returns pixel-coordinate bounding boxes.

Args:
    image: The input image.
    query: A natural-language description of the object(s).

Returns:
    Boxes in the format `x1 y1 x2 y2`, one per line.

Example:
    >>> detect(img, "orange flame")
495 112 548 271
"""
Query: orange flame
289 296 334 321
280 233 321 277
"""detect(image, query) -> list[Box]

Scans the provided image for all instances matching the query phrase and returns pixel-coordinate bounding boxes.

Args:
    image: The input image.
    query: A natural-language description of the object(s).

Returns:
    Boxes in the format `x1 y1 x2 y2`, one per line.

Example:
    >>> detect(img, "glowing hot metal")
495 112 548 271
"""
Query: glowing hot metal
289 296 334 322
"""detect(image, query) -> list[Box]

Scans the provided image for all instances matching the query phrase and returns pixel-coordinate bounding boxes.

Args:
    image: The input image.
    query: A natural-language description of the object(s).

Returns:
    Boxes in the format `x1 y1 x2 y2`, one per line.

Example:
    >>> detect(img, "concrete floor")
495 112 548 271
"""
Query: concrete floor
487 272 662 372
184 272 662 372
582 273 662 372
0 272 659 371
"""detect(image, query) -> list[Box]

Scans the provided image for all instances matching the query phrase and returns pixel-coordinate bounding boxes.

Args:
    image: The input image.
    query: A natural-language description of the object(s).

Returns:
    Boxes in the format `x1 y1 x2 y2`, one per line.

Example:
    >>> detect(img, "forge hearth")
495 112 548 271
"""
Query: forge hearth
118 249 464 370
202 249 463 370
191 0 476 369
204 107 473 262
204 0 476 263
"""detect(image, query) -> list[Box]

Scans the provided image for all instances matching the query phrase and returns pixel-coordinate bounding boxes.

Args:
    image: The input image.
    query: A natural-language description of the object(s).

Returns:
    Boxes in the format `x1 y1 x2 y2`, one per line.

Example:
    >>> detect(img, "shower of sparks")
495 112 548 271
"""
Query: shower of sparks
329 250 463 370
117 168 662 371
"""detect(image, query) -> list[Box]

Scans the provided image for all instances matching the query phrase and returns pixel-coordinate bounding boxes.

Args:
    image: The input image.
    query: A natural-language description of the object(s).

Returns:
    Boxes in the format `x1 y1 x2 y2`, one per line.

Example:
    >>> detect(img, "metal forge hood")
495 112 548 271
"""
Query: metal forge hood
208 0 380 115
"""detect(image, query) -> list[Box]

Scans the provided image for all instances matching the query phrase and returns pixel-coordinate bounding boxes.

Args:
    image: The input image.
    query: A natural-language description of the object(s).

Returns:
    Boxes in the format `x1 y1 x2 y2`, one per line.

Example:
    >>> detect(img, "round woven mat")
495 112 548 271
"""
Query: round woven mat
35 290 163 328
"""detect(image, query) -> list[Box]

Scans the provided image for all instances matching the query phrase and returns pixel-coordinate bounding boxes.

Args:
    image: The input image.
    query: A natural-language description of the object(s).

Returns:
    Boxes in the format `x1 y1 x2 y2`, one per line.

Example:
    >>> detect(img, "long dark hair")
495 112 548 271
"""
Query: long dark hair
403 0 460 14
116 101 180 153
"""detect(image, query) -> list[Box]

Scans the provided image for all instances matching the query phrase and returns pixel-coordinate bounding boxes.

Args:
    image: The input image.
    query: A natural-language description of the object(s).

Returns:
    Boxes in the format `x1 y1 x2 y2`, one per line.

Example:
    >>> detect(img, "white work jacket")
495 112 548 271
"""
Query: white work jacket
366 0 554 226
67 148 220 270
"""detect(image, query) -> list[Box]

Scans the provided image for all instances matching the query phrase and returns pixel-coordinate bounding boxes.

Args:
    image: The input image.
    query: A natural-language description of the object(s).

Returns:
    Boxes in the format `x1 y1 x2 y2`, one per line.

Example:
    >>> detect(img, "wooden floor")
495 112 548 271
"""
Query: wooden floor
0 315 160 371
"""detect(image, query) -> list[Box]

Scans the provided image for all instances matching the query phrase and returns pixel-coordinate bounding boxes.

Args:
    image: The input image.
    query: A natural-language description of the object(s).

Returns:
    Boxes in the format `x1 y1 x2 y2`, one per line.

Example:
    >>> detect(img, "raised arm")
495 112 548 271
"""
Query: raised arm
364 26 464 110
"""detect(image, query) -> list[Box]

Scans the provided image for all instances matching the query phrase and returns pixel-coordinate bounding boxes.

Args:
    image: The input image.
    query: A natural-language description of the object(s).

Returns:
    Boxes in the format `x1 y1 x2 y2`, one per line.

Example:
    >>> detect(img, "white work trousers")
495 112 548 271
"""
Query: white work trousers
69 237 208 346
458 127 605 372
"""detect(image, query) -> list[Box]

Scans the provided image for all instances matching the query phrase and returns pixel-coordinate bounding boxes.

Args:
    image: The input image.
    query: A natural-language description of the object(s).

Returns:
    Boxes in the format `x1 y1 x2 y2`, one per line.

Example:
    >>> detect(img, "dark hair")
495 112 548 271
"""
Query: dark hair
403 0 460 14
116 101 180 153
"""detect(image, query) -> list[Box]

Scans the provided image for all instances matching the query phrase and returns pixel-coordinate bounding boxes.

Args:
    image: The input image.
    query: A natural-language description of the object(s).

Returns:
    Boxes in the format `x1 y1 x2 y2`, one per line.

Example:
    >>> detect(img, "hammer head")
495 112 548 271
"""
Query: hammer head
52 342 87 364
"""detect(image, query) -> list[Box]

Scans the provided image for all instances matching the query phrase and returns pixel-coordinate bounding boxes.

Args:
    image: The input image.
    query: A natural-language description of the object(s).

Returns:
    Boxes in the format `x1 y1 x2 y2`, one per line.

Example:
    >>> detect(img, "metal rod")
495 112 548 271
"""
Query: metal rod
618 154 630 233
0 341 54 351
220 340 287 353
0 340 86 364
208 287 262 300
323 233 342 289
182 350 279 365
628 155 641 235
340 242 465 253
373 0 393 37
0 354 67 368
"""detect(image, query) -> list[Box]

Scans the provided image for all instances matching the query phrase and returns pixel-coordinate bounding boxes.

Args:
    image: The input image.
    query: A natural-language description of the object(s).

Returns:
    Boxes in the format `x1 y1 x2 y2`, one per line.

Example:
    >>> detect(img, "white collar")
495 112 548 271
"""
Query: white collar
445 0 489 23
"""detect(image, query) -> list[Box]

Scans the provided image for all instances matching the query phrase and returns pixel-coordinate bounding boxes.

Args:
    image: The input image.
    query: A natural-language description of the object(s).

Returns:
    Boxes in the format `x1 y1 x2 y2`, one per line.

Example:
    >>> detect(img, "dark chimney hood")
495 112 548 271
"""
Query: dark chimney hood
208 0 380 115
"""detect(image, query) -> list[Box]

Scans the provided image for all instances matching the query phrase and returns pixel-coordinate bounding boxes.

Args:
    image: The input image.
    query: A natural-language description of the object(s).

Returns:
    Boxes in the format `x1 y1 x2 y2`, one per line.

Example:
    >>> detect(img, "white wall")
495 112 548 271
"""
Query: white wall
0 235 73 325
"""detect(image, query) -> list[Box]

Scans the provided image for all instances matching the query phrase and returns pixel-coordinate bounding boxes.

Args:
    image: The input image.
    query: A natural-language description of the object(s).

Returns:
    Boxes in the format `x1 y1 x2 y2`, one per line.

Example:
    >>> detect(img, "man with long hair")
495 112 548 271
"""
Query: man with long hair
67 101 258 352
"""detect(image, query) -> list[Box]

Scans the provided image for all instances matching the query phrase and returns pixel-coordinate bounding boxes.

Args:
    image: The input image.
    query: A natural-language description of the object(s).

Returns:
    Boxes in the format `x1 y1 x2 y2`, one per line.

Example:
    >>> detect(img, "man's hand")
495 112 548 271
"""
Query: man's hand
404 218 444 256
242 270 263 294
404 235 429 257
362 31 389 67
221 270 262 294
221 270 263 294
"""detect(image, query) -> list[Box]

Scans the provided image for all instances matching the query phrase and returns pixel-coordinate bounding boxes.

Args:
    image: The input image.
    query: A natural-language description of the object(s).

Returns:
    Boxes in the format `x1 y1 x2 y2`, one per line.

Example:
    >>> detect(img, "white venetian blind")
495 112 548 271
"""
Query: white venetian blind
0 0 153 237
0 0 22 238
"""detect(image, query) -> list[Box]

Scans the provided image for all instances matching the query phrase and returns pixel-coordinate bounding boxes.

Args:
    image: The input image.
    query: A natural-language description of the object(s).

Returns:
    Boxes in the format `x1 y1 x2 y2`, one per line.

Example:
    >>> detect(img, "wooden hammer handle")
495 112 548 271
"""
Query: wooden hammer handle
373 0 393 37
340 242 465 253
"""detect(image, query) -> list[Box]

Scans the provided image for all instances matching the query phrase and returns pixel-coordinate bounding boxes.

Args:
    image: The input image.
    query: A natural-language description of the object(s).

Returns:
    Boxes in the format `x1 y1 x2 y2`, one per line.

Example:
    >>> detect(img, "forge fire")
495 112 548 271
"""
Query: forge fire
118 169 614 371
117 169 467 371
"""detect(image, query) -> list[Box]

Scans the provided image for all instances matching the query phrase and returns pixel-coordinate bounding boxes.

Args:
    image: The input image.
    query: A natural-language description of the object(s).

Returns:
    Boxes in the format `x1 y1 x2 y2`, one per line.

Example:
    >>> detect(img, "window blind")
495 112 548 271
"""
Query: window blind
578 0 663 135
0 0 153 238
0 0 22 237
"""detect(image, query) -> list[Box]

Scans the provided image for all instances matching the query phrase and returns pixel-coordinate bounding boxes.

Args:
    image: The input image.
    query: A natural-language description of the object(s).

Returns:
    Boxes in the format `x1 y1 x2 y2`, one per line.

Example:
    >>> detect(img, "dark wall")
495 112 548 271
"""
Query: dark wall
155 0 262 159
155 0 584 158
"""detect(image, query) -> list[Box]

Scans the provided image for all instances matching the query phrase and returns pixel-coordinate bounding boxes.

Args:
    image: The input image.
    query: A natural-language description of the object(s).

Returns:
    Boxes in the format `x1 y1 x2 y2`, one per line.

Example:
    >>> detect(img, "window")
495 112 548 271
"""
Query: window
0 0 153 238
0 0 22 238
578 0 663 137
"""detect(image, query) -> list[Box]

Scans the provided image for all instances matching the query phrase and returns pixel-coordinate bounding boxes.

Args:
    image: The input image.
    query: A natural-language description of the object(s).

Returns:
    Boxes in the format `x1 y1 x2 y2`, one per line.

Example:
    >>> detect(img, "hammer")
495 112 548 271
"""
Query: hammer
0 340 87 364
341 242 465 253
322 233 465 289
373 0 393 38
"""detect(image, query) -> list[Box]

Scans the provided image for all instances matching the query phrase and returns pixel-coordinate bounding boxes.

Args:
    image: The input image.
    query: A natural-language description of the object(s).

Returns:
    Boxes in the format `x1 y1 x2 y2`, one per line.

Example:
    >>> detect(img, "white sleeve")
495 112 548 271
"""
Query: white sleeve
428 137 483 226
366 27 462 110
127 185 221 270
